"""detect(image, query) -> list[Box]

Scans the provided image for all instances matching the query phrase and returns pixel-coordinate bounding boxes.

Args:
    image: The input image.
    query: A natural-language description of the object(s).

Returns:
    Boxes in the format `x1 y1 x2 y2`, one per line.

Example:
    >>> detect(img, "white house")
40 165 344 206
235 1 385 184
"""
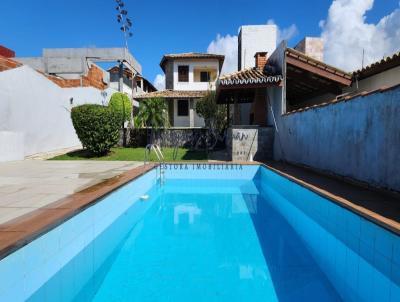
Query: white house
135 53 225 128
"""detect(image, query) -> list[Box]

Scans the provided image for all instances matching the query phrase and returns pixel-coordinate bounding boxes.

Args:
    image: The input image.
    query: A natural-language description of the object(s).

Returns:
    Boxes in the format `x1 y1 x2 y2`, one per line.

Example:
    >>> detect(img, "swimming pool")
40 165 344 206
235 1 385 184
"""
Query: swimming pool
0 164 399 301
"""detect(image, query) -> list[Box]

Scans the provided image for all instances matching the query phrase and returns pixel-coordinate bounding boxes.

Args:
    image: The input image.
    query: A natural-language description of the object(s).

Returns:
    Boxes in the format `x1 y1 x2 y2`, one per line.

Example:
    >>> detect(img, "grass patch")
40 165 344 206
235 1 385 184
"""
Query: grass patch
49 147 208 161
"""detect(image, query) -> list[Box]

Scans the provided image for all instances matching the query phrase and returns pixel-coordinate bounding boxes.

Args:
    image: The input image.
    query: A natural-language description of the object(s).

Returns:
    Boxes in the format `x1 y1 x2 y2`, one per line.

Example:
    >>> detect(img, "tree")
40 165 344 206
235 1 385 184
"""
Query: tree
195 91 228 150
195 91 227 132
135 98 168 143
108 92 132 146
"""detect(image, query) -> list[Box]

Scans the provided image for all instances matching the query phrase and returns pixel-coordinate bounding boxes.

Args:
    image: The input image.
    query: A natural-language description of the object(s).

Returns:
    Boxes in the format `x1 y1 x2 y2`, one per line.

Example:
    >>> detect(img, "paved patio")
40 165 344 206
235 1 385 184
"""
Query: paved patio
0 160 143 225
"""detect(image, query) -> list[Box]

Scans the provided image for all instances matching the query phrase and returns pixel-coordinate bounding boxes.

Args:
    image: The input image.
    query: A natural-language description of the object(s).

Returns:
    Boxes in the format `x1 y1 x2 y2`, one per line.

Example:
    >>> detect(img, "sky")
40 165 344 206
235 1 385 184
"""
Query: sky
1 0 400 90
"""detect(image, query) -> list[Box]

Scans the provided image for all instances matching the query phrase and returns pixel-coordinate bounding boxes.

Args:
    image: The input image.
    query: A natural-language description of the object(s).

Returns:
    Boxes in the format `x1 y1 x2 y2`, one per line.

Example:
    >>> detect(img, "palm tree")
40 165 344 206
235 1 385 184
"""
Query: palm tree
135 98 168 143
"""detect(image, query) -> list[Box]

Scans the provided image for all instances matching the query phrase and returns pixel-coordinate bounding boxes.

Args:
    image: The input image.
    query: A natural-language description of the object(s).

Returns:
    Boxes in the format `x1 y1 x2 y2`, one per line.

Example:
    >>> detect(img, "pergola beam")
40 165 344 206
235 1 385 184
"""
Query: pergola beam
286 56 351 86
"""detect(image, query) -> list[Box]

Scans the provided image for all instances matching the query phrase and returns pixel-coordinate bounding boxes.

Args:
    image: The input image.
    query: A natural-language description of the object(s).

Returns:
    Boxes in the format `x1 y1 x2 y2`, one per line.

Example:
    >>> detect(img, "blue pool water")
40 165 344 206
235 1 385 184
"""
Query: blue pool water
88 179 340 301
1 165 399 301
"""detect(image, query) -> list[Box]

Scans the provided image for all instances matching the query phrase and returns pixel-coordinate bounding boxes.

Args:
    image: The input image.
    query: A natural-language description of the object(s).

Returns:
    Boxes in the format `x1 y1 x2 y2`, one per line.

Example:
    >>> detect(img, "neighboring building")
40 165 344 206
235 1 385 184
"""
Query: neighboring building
136 53 225 128
15 47 145 102
349 51 400 93
16 47 141 81
0 45 15 58
217 33 400 192
294 37 324 61
238 25 277 70
108 66 156 100
0 47 150 161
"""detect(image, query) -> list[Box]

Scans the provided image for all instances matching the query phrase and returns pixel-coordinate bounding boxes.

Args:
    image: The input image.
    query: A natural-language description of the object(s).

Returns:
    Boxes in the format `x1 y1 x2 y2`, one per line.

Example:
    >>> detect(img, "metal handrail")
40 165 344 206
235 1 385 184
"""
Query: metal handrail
172 145 179 160
144 144 166 186
144 144 165 164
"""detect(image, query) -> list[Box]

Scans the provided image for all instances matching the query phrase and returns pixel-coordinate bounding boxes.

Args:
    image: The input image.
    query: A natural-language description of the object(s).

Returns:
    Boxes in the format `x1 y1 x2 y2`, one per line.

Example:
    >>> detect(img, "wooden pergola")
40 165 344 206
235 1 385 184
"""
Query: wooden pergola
285 48 352 110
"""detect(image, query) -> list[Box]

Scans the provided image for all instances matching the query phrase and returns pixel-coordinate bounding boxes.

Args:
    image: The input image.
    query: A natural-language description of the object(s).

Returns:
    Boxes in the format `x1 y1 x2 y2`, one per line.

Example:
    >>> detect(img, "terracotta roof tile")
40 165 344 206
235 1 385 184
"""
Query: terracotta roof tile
160 52 224 71
284 82 400 116
218 68 283 86
353 51 400 80
0 55 22 72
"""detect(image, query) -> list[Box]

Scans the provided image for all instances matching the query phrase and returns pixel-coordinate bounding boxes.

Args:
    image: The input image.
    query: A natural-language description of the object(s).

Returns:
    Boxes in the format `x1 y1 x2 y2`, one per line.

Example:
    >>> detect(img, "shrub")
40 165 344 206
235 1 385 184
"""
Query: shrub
109 92 132 147
108 92 132 123
71 104 120 155
195 91 227 131
136 97 168 129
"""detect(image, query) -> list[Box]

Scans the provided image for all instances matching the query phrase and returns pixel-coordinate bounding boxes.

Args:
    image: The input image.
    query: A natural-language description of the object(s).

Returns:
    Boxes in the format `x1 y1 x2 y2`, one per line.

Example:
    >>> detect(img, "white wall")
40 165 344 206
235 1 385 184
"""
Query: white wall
239 25 277 70
172 99 204 128
108 82 132 97
173 60 219 91
64 86 108 106
0 131 24 161
0 66 105 160
346 66 400 93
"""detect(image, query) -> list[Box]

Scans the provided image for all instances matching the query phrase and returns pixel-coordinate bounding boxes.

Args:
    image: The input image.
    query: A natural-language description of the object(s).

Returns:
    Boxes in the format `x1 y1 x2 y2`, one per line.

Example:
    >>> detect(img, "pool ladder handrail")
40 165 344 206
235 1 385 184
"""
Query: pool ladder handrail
144 144 165 185
144 144 165 164
172 144 179 161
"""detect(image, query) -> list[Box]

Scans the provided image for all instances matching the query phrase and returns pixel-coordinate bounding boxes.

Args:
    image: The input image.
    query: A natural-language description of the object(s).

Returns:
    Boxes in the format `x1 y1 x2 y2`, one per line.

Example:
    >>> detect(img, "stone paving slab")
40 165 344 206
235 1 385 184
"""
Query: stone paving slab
0 160 143 225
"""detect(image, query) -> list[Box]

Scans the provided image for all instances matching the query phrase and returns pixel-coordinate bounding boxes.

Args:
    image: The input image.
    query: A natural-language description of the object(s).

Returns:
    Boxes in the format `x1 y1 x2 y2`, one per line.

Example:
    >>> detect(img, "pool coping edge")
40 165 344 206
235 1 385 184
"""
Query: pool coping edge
0 163 157 260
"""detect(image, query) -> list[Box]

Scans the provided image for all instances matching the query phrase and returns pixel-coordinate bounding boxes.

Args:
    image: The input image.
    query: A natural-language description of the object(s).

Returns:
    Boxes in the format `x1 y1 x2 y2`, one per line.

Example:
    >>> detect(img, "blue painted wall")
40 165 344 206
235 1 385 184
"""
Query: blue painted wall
273 86 400 192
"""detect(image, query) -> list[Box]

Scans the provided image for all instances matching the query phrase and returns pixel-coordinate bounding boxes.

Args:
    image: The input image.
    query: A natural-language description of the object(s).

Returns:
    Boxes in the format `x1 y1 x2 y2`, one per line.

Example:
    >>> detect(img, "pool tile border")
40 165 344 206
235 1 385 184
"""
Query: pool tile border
261 162 400 236
0 164 157 260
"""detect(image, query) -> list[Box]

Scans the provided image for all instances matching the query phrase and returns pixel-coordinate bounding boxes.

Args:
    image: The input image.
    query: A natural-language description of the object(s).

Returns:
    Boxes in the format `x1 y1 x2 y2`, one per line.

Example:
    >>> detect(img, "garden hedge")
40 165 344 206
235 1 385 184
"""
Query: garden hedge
71 104 120 155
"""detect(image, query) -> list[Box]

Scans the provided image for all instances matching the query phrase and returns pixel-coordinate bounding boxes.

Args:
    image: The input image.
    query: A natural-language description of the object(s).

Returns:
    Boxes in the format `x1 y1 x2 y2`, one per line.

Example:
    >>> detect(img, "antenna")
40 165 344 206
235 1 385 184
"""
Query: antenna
361 48 365 69
115 0 133 50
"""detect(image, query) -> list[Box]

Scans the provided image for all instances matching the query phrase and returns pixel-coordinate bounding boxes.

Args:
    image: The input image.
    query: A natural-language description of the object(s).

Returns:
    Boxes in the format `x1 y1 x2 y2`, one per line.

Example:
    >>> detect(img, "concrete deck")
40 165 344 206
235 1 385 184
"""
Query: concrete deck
0 160 143 225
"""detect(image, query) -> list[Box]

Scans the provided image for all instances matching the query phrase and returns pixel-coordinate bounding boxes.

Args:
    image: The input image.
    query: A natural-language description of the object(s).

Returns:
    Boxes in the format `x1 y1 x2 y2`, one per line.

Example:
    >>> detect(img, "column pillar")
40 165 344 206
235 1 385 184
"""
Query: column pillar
226 98 230 127
189 99 194 128
118 61 124 92
233 93 240 125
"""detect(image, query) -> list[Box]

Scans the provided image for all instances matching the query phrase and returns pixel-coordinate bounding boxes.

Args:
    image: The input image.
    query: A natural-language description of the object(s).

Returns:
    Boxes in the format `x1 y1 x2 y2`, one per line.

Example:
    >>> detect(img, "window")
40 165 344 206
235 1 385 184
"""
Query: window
200 71 210 82
178 65 189 82
177 99 189 116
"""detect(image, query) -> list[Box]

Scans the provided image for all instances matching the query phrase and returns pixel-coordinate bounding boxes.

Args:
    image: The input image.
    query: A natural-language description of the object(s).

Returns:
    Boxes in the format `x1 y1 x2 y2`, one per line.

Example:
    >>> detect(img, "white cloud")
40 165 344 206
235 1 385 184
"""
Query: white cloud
267 19 299 43
207 34 238 75
320 0 400 71
153 74 165 90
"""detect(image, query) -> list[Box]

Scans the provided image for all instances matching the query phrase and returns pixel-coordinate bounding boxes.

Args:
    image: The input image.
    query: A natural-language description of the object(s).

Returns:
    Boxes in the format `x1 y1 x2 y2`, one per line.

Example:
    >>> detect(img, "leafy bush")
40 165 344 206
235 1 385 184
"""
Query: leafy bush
71 104 120 155
195 91 227 131
136 98 168 129
109 92 132 147
108 92 132 124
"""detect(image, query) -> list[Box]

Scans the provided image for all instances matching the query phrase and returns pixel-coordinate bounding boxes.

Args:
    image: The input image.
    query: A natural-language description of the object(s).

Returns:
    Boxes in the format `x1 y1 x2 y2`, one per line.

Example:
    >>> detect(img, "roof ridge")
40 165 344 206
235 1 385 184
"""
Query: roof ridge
219 67 256 79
